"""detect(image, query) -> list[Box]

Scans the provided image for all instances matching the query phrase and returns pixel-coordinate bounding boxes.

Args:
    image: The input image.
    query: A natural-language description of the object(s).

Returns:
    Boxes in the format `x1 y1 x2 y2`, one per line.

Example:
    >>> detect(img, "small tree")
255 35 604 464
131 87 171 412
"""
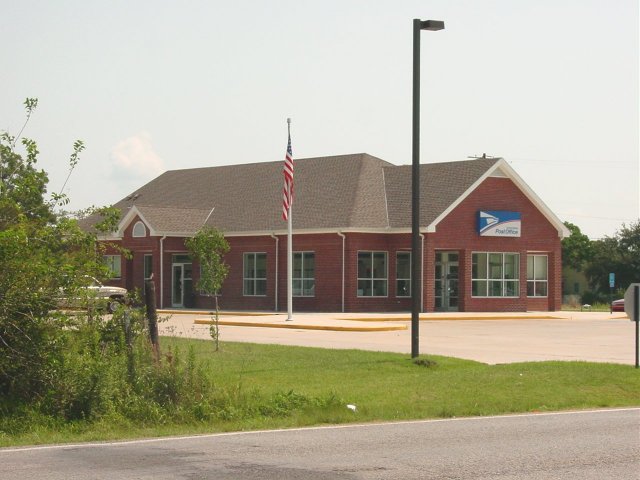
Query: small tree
185 227 230 350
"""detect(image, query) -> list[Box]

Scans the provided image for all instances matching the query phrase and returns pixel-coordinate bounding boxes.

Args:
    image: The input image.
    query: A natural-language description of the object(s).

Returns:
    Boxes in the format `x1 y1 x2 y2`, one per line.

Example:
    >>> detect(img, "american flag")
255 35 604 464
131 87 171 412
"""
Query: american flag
282 130 294 221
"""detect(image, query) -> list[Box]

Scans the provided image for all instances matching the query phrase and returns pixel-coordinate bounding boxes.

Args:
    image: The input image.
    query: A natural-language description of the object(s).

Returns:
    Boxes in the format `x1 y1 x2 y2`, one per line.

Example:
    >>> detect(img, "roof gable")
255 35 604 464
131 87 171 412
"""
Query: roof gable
423 158 569 238
94 154 567 239
109 153 393 236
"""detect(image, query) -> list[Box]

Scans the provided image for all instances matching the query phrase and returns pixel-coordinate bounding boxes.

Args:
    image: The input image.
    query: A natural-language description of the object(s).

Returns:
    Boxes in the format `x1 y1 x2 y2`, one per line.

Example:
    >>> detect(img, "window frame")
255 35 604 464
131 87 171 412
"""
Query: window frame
243 252 267 297
396 251 411 297
357 251 388 298
143 254 153 282
132 221 147 238
143 254 153 296
293 251 315 297
527 254 548 297
103 254 122 279
471 252 520 298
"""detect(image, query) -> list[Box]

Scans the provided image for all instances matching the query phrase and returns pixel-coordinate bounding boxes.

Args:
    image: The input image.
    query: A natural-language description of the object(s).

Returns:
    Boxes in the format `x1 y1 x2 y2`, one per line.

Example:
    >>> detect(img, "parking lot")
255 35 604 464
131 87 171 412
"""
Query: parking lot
157 311 637 365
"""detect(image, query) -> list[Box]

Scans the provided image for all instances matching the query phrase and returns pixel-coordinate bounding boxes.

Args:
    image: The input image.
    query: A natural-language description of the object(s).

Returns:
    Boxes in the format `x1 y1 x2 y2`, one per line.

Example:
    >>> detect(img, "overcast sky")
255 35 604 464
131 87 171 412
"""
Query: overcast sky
1 0 638 239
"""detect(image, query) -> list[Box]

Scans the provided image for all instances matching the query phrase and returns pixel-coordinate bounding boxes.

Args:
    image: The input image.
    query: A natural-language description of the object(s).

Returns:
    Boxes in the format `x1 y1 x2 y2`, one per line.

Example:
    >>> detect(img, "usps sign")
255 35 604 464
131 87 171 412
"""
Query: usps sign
478 211 521 237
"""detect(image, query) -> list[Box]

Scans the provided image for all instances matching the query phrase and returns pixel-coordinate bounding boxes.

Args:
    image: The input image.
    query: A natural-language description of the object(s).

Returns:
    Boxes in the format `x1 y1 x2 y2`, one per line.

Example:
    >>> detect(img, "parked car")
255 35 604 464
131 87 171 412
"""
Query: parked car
611 298 624 312
59 277 127 313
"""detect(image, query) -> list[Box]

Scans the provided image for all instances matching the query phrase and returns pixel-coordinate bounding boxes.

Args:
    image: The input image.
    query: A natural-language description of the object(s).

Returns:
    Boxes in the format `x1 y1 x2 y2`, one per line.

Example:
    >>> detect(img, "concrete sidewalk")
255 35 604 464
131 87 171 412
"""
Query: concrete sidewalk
157 309 628 332
156 310 637 365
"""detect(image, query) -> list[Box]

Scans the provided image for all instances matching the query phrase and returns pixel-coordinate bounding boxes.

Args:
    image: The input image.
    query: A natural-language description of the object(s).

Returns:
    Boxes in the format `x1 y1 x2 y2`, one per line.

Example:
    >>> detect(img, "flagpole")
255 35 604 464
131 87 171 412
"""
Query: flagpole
286 118 293 321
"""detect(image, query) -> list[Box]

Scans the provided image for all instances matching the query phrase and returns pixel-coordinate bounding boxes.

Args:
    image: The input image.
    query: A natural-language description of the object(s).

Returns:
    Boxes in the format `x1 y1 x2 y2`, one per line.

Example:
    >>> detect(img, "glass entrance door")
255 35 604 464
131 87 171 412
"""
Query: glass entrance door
171 254 193 308
435 251 459 311
172 264 184 307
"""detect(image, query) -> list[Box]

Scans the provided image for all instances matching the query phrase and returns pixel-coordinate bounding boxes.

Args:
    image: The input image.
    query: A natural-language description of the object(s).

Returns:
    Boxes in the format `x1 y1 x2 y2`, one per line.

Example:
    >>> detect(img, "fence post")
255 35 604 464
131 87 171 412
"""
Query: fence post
145 280 160 360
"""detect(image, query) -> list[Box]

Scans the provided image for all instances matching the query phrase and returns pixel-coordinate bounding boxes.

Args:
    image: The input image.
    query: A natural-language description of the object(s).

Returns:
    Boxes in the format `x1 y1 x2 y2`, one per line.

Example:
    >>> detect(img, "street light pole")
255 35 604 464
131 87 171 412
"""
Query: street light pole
412 18 444 359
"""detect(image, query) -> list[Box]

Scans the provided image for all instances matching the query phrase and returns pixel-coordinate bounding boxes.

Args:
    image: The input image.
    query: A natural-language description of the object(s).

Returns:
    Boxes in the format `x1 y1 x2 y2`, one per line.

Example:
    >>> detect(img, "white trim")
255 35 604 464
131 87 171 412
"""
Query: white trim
395 251 411 298
99 227 419 241
159 235 166 309
132 220 147 238
270 234 279 311
116 206 157 237
337 232 346 312
107 159 568 240
292 251 315 297
356 250 389 298
425 159 570 238
470 251 521 298
243 252 268 297
526 254 549 298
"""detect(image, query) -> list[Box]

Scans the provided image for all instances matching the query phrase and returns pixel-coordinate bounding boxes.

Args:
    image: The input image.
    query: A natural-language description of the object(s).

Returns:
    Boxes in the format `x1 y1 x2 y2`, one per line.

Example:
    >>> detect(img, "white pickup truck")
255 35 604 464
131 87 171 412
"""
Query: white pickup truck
59 277 127 313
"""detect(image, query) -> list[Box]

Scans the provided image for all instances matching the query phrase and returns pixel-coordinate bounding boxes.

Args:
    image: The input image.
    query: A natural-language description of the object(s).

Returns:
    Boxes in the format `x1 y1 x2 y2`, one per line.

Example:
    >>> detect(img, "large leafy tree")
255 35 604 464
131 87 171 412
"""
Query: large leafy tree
0 99 111 402
561 221 592 271
585 221 640 293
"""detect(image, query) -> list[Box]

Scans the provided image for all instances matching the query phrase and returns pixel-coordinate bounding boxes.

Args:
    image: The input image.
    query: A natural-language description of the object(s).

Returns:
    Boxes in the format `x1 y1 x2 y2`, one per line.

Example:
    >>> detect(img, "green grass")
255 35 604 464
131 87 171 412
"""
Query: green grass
2 338 639 447
561 302 611 312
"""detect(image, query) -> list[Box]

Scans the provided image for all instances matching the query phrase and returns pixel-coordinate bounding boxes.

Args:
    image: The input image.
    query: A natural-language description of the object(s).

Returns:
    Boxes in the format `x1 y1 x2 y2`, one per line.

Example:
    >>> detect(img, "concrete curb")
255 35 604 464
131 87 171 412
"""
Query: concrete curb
339 315 565 322
158 309 277 316
193 318 407 332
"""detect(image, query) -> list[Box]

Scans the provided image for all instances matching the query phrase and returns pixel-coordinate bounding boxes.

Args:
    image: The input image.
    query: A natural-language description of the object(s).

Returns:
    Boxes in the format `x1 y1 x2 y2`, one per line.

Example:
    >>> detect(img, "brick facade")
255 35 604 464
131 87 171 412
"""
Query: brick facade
104 176 562 312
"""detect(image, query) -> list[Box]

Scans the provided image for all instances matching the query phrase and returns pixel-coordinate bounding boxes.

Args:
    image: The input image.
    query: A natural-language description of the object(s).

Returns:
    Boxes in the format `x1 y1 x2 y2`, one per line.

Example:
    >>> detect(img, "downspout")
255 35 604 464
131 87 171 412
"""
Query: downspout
337 232 346 313
420 233 425 313
270 233 279 311
160 235 166 309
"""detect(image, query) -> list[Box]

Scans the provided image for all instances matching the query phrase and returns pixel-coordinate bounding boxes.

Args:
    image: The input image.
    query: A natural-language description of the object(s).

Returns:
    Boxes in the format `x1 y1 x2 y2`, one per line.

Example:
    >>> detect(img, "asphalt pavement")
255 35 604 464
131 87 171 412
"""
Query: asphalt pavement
2 408 638 479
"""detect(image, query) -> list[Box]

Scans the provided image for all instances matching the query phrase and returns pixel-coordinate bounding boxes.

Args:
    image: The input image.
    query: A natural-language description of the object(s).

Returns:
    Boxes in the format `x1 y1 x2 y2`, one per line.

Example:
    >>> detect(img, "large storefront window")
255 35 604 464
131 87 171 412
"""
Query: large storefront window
527 255 548 297
243 253 267 296
396 252 411 297
293 252 315 297
472 252 519 297
357 251 387 297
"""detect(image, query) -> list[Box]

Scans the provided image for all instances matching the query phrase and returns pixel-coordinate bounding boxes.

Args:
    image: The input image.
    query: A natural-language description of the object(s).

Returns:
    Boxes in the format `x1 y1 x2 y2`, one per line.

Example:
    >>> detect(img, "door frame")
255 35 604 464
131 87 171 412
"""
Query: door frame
435 251 459 312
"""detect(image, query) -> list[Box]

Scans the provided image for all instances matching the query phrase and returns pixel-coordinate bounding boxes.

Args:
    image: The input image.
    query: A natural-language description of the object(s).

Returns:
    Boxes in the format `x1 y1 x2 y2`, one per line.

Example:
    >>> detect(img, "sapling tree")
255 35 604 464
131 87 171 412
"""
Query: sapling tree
185 226 230 351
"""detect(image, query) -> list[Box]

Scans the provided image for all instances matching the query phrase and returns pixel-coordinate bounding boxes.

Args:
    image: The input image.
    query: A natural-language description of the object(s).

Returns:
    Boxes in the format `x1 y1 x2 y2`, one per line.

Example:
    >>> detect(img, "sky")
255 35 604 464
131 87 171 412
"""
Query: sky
1 0 638 239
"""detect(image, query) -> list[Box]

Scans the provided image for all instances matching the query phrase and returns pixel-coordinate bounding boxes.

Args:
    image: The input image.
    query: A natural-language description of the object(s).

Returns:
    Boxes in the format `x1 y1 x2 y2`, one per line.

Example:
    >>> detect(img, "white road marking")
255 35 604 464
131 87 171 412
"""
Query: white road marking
2 407 638 453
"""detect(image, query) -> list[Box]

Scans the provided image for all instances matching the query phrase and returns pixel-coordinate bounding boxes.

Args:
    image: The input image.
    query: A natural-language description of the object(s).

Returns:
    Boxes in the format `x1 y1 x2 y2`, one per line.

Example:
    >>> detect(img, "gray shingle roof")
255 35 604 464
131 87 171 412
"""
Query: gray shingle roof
384 157 501 228
85 153 503 235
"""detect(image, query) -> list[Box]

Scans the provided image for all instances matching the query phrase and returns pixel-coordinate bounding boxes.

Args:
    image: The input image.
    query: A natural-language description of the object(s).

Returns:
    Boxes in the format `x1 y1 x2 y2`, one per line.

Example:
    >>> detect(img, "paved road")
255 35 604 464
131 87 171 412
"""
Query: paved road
160 312 638 365
2 409 638 479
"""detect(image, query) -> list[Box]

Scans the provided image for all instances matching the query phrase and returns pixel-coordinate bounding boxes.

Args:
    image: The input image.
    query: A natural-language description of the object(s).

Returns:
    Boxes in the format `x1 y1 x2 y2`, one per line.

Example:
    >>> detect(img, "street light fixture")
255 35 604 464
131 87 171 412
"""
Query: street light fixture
412 18 444 359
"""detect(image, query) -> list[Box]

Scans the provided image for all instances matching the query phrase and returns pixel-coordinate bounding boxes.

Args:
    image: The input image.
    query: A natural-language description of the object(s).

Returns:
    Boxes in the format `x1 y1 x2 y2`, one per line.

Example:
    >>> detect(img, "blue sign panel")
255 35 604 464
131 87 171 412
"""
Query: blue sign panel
609 272 615 288
478 211 521 237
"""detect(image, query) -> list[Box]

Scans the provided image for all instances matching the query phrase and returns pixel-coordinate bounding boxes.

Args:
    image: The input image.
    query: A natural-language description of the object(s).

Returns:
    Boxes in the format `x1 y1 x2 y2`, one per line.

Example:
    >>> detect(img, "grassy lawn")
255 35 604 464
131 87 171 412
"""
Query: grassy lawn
2 337 639 446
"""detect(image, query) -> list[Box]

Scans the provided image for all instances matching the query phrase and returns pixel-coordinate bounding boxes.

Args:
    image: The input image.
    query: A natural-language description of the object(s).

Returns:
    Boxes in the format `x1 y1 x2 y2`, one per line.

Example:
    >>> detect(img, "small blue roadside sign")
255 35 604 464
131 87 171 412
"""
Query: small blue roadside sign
609 273 615 289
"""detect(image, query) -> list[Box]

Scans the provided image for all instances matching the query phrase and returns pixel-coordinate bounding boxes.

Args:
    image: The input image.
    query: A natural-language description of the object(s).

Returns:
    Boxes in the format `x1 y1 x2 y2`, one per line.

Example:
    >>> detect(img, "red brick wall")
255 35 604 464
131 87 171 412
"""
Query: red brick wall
107 176 562 313
426 177 562 312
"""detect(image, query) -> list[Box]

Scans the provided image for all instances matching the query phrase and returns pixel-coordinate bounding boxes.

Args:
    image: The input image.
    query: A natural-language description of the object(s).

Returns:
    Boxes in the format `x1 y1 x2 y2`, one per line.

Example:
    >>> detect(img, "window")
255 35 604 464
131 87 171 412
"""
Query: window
472 252 519 297
144 254 153 282
527 255 548 297
103 255 122 279
396 252 411 297
132 221 146 237
357 251 387 297
293 252 315 297
243 253 267 296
